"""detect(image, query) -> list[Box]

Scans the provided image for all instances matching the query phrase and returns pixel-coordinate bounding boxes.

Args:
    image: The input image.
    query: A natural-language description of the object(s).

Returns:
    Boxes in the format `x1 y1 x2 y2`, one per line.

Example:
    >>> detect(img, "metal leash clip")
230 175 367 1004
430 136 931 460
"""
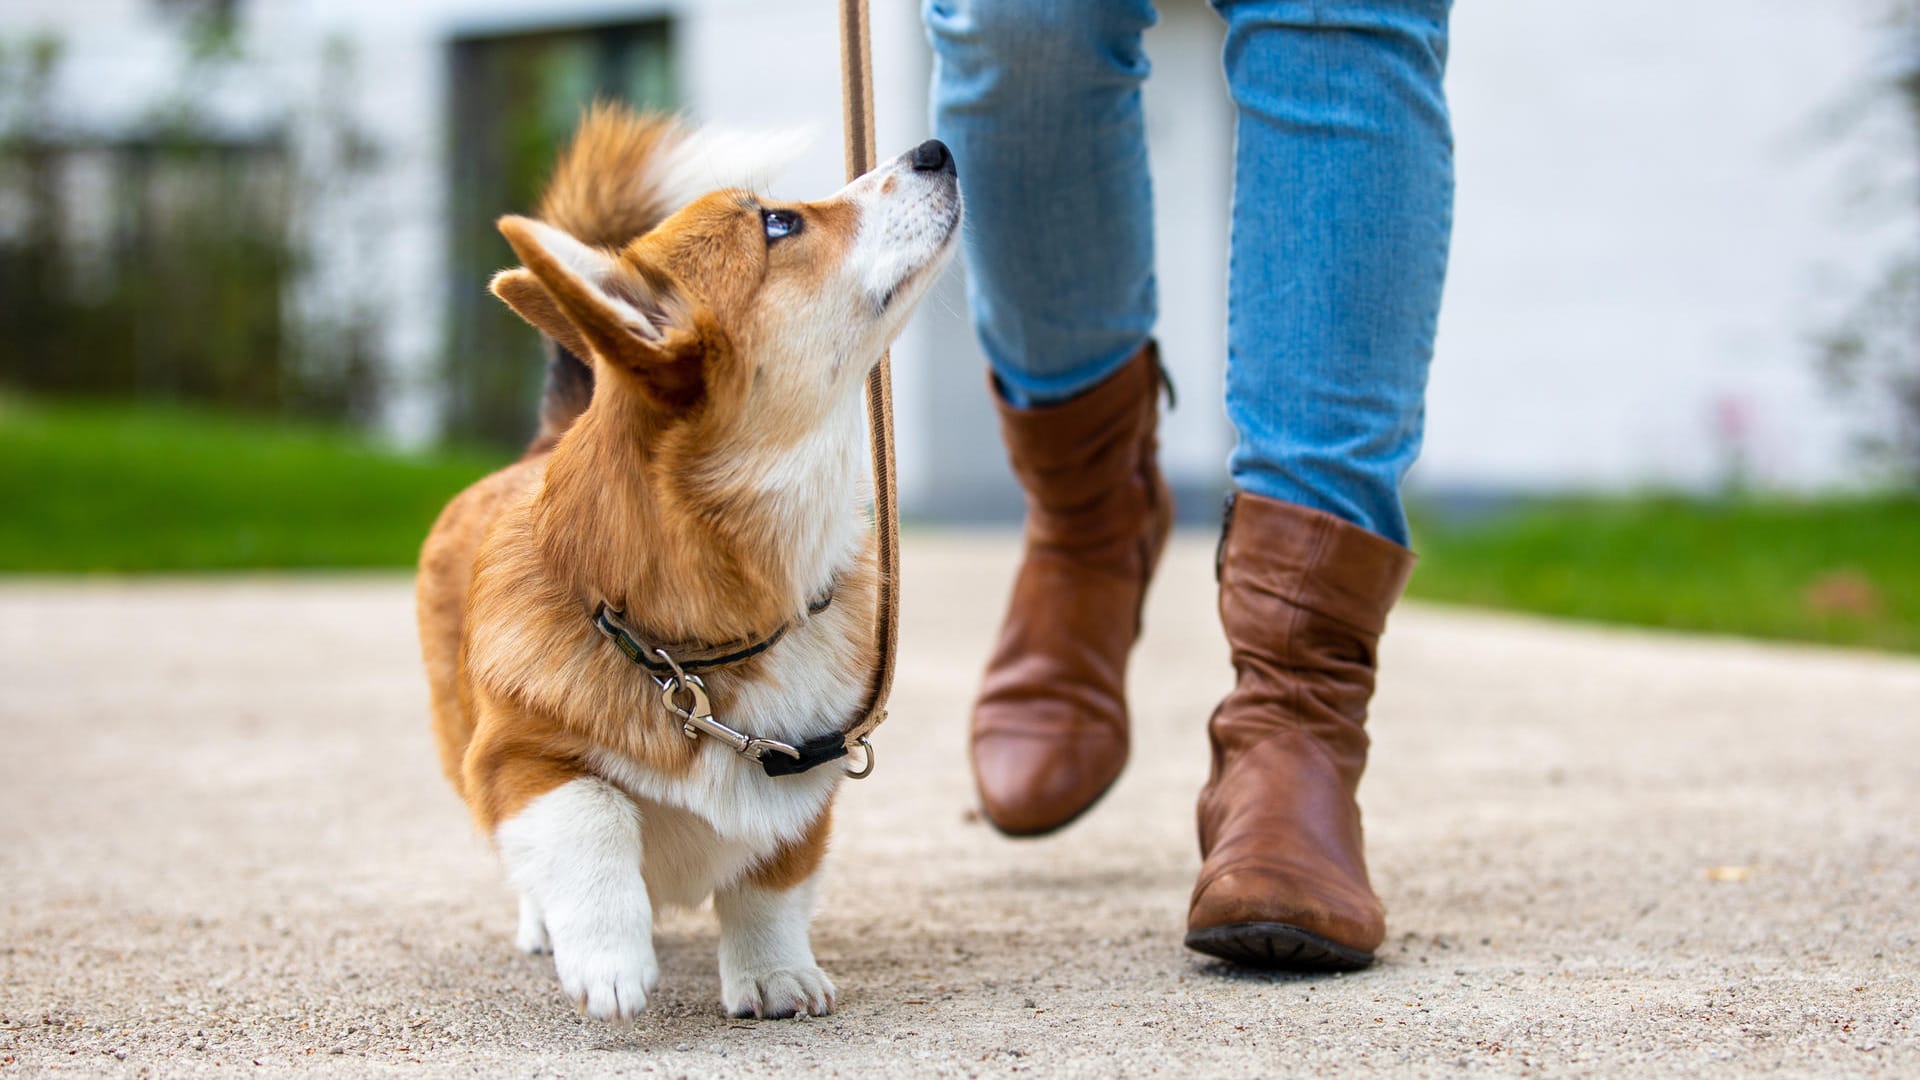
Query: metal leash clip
652 649 802 765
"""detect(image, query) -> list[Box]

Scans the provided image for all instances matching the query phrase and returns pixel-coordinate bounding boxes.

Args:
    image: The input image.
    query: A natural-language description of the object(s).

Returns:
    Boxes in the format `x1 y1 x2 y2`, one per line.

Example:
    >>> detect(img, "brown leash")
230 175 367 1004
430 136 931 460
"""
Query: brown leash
839 0 899 756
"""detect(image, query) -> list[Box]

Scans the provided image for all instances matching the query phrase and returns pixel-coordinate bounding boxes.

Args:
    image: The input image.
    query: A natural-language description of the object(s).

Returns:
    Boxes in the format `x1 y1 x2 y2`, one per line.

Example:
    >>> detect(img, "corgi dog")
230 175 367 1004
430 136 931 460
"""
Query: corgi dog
416 104 959 1021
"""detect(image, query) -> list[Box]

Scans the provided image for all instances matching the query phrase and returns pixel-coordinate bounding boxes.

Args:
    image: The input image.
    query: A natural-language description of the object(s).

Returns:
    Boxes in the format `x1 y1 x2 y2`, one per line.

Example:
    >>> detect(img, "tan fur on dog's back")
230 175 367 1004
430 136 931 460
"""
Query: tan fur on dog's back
415 457 543 794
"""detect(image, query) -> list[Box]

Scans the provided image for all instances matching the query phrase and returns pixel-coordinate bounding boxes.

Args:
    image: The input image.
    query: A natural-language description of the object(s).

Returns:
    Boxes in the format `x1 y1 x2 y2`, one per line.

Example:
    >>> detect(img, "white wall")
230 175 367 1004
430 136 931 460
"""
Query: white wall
1424 0 1913 494
1138 3 1235 498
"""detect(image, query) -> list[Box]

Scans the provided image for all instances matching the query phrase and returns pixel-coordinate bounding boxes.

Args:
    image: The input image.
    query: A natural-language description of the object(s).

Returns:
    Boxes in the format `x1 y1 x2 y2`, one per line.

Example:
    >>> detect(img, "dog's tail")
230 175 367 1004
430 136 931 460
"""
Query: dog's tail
524 103 806 450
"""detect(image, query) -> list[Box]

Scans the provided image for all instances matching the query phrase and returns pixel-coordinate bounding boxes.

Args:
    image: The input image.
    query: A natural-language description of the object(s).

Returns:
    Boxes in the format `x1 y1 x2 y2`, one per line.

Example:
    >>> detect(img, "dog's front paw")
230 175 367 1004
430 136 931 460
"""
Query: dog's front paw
722 965 836 1019
555 939 660 1021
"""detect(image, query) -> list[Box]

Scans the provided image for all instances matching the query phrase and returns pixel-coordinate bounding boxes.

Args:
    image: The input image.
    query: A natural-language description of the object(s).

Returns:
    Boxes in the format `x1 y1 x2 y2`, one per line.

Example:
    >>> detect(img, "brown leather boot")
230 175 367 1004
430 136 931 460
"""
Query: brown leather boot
971 344 1173 836
1185 492 1414 970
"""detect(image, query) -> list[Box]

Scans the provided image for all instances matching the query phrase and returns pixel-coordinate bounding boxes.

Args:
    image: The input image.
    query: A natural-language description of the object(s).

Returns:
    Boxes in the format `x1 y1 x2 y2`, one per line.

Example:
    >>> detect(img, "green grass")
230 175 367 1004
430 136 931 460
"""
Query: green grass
1408 495 1920 654
4 396 1917 655
0 396 506 572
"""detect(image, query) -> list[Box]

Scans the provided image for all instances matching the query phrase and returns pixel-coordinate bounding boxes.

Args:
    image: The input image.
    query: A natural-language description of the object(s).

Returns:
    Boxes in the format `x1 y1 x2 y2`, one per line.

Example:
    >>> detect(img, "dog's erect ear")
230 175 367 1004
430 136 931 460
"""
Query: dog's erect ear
492 215 703 408
489 268 592 362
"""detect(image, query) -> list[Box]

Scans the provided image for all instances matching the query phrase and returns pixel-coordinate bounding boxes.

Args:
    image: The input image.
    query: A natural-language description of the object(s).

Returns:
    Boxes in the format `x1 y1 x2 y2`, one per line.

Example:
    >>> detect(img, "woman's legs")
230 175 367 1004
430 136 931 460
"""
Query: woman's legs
926 0 1174 836
930 0 1448 535
1215 0 1453 545
1187 0 1453 971
925 0 1160 405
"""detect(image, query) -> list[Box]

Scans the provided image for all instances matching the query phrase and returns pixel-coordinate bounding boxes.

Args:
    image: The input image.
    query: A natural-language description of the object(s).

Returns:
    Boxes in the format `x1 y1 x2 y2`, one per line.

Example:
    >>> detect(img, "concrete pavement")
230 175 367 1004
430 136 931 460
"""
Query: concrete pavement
2 533 1916 1077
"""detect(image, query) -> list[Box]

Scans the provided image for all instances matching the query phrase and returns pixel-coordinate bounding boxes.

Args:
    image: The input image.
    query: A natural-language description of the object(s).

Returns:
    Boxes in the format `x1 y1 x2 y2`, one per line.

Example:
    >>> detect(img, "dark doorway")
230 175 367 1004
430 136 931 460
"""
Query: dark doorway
444 21 676 446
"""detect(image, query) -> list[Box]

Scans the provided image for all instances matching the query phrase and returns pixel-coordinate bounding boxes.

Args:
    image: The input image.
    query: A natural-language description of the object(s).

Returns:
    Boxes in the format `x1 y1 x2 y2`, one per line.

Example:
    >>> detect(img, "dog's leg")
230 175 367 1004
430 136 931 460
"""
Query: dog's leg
714 806 835 1019
493 774 658 1020
714 875 835 1019
515 892 551 955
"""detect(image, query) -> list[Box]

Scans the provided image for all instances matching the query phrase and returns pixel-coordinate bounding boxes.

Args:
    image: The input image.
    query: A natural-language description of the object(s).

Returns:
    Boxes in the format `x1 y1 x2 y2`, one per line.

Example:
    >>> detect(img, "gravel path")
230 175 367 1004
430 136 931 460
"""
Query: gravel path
2 534 1917 1077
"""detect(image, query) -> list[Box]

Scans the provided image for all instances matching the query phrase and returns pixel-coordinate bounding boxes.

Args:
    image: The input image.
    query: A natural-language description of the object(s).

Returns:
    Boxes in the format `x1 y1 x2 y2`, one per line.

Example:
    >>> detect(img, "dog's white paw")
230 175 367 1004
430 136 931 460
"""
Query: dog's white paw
722 965 836 1019
494 778 656 1021
515 895 551 955
555 938 660 1021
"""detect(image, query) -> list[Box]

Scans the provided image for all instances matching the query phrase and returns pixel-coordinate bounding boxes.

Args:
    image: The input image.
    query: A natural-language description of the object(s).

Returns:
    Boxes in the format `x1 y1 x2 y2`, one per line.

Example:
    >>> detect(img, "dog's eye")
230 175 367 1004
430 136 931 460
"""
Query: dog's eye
762 210 801 242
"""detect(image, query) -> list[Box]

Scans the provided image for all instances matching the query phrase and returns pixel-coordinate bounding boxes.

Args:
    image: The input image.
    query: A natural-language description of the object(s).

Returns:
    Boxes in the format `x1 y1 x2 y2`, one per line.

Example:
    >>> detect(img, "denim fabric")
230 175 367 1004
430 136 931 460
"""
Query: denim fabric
924 0 1453 544
923 0 1160 407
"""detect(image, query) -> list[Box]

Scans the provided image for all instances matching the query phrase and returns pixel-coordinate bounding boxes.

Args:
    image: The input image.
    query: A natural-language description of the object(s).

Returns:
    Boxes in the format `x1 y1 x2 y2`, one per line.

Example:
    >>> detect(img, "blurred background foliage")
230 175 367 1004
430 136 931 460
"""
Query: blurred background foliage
0 26 381 424
0 394 497 571
0 13 676 576
1818 0 1920 483
0 14 674 443
1409 496 1920 655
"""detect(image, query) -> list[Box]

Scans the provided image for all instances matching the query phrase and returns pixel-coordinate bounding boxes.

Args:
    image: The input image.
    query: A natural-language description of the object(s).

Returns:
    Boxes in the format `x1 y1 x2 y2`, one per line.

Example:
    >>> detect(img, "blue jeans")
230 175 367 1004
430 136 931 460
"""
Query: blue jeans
925 0 1453 545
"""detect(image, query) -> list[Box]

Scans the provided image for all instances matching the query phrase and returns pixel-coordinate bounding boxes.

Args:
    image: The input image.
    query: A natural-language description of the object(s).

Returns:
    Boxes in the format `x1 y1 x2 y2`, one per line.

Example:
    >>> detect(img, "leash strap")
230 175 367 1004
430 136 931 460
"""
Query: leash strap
839 0 899 751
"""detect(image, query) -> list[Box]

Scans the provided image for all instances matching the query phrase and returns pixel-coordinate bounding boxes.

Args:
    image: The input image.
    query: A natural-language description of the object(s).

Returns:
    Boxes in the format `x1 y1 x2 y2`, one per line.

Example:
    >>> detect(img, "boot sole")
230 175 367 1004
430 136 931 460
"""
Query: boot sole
1184 922 1375 973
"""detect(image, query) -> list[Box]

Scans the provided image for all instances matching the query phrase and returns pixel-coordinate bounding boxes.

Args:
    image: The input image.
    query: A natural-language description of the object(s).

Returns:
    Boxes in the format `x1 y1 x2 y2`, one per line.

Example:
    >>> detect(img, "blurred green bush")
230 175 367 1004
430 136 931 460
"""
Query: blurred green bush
0 32 381 425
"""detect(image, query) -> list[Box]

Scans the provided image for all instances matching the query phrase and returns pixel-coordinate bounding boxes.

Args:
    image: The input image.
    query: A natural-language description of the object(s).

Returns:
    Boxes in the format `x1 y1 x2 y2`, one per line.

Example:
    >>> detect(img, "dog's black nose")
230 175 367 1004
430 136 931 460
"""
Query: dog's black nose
910 139 954 175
